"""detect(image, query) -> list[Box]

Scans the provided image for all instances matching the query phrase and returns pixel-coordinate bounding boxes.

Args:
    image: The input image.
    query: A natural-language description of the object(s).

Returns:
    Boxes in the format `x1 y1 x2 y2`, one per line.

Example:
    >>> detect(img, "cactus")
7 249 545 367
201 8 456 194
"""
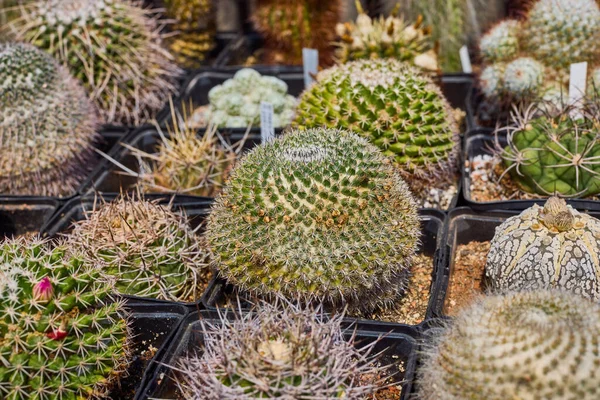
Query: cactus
479 20 520 63
69 195 211 302
174 301 388 399
294 58 461 198
207 68 296 128
0 42 99 196
7 0 181 125
334 2 438 72
486 197 600 300
0 236 132 399
251 0 342 66
497 101 600 196
418 290 600 399
206 128 420 312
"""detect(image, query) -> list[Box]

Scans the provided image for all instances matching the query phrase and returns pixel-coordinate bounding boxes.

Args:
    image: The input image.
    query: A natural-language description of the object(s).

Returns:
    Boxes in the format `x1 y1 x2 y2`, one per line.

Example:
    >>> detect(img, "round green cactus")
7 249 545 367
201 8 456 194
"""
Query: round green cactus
206 128 420 312
0 236 131 399
418 290 600 399
294 58 460 195
479 20 520 63
0 42 99 196
8 0 181 125
69 196 211 302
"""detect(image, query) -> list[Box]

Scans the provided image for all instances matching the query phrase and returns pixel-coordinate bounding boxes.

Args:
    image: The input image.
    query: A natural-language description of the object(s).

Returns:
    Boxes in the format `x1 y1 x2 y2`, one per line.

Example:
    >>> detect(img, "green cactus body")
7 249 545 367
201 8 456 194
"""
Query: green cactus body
479 20 520 62
206 128 420 312
294 59 460 193
0 43 99 196
70 197 211 302
9 0 181 125
418 290 600 399
0 236 131 399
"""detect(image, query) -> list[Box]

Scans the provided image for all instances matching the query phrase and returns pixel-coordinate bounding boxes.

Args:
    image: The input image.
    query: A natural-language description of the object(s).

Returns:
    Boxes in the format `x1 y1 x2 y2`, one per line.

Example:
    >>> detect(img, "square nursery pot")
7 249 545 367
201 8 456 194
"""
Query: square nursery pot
0 198 60 239
111 302 188 400
436 207 600 318
201 209 447 333
39 195 213 306
138 310 418 400
462 131 600 212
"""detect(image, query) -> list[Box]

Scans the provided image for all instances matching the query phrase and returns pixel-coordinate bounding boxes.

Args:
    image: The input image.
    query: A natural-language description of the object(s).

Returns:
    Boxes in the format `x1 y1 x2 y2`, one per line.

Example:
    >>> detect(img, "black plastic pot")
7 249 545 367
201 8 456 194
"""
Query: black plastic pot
138 310 418 400
462 132 600 211
0 198 60 238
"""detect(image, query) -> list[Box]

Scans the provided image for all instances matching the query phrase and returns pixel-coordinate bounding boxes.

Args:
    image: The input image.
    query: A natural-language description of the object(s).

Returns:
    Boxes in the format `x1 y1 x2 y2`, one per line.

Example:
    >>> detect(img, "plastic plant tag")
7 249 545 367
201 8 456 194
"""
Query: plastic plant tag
260 102 275 143
303 48 319 88
569 62 588 118
459 45 472 74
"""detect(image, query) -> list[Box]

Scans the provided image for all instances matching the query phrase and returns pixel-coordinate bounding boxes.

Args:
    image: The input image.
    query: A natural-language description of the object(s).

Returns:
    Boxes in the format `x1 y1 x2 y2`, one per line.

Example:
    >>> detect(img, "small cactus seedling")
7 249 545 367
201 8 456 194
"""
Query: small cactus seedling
418 290 600 399
0 236 132 399
206 128 420 312
486 197 600 300
173 301 389 399
69 195 211 302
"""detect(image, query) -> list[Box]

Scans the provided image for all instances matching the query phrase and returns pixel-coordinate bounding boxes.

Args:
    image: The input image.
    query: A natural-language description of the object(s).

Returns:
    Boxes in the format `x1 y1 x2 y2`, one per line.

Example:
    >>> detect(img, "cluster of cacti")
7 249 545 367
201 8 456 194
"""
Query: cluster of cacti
69 195 211 302
478 0 600 103
208 68 296 128
418 290 600 399
294 58 461 198
206 127 419 312
0 42 99 196
174 301 388 399
7 0 181 125
163 0 216 69
486 197 600 300
251 0 342 66
334 2 438 72
497 101 600 197
0 236 132 399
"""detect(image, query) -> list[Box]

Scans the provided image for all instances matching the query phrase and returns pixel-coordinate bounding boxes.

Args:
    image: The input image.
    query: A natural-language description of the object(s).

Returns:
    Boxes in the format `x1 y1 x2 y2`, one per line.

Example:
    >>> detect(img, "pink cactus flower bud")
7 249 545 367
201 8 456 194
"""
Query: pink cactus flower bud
47 322 68 341
33 276 54 303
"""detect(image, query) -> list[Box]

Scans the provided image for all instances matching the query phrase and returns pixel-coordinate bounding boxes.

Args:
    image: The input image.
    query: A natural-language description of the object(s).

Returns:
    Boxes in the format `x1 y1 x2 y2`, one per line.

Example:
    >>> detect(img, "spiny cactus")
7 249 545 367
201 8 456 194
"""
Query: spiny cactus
418 290 600 399
497 101 600 197
0 236 132 399
7 0 181 125
251 0 342 66
0 42 99 196
294 58 461 198
174 301 389 399
479 20 520 63
69 195 211 302
206 128 420 312
208 68 296 128
335 2 438 72
486 197 600 300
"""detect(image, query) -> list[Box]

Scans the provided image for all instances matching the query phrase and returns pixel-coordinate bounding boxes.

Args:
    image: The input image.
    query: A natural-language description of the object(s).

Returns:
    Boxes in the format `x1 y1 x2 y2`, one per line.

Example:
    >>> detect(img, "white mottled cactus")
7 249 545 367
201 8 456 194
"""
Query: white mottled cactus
503 57 544 98
480 20 520 62
479 63 505 98
486 197 600 300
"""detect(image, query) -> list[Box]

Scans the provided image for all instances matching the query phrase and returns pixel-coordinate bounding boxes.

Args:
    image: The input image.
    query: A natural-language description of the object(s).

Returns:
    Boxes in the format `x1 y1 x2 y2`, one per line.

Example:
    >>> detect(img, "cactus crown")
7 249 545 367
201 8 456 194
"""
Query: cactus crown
174 301 388 399
0 42 99 196
418 290 600 400
206 128 419 312
0 236 131 399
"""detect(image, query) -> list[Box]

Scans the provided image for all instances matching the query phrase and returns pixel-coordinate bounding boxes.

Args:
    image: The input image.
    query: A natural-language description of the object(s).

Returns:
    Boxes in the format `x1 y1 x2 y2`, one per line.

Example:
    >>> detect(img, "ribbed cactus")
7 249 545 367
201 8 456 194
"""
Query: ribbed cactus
174 301 388 399
294 58 460 197
69 196 211 302
479 20 520 62
251 0 341 66
486 197 600 300
418 290 600 399
0 236 132 399
8 0 181 125
206 128 420 312
335 2 438 72
498 101 600 196
0 42 99 196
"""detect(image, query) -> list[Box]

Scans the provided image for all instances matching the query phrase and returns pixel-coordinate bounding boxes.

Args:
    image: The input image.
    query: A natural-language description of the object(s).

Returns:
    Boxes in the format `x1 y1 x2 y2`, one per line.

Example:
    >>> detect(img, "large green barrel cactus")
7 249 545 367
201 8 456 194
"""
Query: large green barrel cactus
486 197 600 300
0 236 131 399
0 42 98 196
206 128 420 312
69 196 211 302
418 290 600 399
8 0 181 125
294 59 460 195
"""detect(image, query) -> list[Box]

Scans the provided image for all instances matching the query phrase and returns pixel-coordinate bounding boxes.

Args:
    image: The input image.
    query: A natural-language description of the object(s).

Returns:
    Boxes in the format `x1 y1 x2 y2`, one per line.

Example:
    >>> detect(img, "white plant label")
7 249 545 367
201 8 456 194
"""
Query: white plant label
260 102 275 143
303 48 319 88
569 62 588 117
459 45 472 74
